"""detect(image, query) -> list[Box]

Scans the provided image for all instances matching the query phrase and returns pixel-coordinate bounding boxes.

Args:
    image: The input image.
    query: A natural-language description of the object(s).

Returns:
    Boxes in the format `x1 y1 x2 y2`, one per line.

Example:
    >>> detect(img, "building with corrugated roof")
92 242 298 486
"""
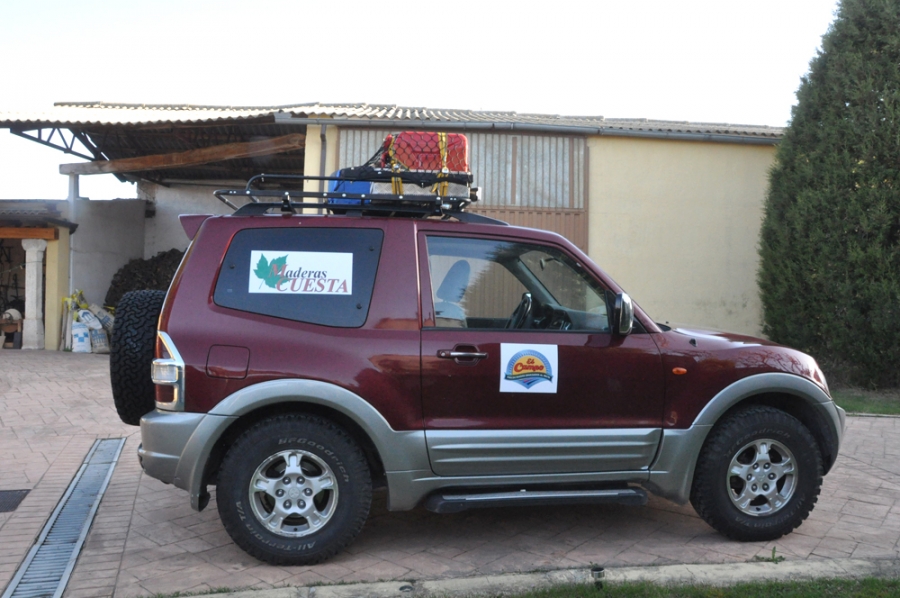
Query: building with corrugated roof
0 102 782 348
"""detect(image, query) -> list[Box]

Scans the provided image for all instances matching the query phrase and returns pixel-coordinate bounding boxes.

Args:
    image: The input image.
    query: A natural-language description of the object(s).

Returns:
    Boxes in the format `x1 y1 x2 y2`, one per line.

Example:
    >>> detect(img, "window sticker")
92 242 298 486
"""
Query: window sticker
499 343 558 394
249 251 353 295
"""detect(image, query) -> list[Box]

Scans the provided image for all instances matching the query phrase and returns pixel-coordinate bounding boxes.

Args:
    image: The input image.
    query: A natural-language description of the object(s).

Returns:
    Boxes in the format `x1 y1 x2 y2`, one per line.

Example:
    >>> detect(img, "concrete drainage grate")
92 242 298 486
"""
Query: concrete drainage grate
1 438 125 598
0 491 30 513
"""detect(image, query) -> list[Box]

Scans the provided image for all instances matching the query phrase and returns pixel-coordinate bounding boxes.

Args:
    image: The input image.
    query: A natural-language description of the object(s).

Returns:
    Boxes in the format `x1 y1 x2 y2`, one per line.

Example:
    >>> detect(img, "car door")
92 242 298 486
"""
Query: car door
419 232 665 477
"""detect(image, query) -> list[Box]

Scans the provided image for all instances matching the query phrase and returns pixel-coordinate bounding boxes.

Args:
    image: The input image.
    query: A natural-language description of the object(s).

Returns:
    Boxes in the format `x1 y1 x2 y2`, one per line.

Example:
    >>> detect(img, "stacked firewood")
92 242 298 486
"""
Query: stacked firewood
104 248 185 308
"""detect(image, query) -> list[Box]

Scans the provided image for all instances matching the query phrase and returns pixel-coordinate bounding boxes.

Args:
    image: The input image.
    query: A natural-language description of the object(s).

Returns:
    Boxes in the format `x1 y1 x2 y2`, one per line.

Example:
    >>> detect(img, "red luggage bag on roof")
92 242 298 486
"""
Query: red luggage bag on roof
381 132 469 172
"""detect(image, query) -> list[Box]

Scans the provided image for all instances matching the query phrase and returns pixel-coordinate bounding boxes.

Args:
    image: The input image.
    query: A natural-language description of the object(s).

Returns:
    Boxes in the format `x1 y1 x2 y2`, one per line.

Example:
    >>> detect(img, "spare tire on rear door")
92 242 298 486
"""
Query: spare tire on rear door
110 290 166 425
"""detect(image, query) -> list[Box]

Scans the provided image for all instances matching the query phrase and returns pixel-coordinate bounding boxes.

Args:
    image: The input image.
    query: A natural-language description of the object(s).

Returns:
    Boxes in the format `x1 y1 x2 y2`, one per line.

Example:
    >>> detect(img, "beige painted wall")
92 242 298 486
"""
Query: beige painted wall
303 124 339 196
44 229 69 350
587 137 776 336
140 183 234 257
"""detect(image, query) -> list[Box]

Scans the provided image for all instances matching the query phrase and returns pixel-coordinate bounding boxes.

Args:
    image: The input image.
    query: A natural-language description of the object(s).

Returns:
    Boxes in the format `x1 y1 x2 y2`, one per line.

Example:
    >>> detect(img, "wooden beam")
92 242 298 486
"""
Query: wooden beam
59 133 306 175
0 227 59 240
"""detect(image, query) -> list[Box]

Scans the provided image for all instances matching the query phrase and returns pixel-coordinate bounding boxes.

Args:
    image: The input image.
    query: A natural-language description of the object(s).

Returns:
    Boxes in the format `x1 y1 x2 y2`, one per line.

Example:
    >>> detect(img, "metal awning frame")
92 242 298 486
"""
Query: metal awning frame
9 127 103 161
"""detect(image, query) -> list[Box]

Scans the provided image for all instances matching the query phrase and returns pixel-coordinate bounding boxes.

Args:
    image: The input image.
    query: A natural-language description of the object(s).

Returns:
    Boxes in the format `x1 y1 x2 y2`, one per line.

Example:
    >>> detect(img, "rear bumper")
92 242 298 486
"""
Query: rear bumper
139 409 238 510
138 410 207 489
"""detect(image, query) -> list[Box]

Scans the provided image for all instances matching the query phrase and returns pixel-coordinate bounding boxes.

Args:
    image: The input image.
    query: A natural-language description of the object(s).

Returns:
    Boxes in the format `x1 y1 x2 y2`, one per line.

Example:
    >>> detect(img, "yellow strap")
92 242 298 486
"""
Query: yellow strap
387 135 397 164
439 132 448 171
388 135 404 194
432 133 450 196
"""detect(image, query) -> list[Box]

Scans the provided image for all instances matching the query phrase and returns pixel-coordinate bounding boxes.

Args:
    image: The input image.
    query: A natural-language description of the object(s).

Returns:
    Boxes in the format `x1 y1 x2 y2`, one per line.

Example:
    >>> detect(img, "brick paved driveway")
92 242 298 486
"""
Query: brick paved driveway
1 351 899 598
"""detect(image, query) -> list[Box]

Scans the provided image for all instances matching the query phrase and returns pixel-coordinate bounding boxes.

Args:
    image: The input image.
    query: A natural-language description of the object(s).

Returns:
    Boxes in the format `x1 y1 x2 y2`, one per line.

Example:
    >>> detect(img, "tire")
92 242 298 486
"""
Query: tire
690 405 823 542
109 290 166 425
216 414 372 565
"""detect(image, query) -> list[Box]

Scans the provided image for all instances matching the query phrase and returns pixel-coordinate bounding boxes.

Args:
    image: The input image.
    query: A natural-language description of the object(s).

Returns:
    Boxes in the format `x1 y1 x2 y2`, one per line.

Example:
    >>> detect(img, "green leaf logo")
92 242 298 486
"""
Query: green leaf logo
253 253 288 289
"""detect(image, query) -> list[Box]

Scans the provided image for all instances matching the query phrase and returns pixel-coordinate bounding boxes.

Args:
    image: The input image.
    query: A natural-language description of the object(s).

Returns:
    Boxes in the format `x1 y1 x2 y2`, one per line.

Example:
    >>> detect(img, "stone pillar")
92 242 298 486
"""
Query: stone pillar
22 239 48 350
68 173 80 201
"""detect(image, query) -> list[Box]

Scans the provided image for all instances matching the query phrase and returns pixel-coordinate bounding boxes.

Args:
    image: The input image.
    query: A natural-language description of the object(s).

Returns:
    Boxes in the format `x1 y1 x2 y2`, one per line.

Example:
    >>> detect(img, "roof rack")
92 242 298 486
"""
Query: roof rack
214 172 508 226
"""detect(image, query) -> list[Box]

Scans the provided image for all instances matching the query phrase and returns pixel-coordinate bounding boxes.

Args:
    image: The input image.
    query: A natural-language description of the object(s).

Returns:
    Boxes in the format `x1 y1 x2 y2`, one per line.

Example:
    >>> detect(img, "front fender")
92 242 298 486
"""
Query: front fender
645 372 845 504
692 372 836 426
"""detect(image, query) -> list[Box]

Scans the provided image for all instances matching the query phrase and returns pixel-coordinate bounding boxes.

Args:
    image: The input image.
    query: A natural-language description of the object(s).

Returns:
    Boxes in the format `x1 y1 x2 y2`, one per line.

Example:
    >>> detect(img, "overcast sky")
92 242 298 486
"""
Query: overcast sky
0 0 840 200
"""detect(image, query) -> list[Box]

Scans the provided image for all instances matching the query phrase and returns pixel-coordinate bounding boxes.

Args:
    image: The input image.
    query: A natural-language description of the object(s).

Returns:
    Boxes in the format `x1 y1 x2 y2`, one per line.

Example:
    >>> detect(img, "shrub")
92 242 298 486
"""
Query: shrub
759 0 900 388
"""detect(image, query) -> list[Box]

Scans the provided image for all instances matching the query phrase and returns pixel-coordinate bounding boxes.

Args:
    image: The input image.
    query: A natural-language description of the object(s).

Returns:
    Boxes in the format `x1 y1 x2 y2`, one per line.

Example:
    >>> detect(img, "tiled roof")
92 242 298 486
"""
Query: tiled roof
0 102 783 140
0 200 63 216
0 200 76 231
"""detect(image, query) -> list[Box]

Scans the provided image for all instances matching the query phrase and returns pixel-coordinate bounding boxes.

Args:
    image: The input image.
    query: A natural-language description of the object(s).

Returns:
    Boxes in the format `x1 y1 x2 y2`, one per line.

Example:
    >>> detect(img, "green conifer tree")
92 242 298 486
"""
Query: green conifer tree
759 0 900 387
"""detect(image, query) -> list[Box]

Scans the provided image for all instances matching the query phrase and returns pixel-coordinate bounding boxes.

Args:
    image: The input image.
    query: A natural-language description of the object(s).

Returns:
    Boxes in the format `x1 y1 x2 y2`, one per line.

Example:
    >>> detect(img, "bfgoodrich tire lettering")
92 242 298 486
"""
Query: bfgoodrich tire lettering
109 290 166 425
216 414 372 565
690 405 823 542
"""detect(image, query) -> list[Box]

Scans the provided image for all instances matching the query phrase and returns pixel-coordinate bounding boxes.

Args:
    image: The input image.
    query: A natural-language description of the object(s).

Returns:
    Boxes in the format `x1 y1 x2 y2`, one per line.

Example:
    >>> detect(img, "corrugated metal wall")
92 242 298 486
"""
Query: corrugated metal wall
468 134 585 209
337 128 589 250
338 129 388 167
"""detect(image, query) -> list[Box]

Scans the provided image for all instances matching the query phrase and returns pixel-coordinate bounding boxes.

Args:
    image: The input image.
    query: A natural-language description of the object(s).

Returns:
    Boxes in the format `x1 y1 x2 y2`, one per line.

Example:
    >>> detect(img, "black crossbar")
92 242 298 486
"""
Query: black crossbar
214 171 503 224
233 201 442 217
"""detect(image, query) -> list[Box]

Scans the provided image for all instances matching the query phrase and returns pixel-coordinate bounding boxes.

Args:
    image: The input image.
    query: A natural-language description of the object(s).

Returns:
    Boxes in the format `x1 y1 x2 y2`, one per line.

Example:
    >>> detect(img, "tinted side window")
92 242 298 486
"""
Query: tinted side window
214 227 383 327
425 235 609 332
429 253 526 322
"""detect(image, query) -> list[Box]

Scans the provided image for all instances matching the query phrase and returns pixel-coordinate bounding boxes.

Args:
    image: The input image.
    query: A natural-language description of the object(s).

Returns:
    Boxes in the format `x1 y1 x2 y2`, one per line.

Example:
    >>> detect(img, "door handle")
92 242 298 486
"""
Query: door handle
437 350 488 360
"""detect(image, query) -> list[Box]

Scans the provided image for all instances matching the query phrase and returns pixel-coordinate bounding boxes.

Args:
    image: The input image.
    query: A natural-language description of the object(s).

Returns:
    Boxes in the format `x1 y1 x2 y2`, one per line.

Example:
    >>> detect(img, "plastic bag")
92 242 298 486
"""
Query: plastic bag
88 304 115 333
77 309 103 330
90 328 110 354
71 321 92 353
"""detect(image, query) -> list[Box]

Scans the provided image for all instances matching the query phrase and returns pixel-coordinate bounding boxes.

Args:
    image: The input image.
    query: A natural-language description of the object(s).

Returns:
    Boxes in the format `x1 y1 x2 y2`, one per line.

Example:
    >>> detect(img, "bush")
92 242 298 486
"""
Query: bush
759 0 900 388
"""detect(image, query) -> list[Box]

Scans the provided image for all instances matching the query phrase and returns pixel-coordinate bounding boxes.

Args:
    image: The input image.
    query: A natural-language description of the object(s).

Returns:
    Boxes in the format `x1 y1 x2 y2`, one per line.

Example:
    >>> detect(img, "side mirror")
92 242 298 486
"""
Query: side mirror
613 292 634 336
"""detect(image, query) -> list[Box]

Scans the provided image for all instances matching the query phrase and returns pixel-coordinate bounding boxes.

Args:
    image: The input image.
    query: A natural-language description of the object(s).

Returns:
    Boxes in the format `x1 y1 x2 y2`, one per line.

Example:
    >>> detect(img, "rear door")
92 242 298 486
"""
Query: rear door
419 232 665 477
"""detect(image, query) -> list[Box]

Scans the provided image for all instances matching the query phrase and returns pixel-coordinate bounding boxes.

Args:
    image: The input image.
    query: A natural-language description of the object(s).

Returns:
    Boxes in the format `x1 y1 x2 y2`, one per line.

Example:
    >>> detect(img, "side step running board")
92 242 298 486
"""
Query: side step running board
425 487 648 514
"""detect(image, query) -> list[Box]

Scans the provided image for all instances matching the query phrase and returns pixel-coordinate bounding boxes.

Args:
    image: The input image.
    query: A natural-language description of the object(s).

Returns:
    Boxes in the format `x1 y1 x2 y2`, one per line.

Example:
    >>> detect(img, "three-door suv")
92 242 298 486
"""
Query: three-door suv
110 168 845 566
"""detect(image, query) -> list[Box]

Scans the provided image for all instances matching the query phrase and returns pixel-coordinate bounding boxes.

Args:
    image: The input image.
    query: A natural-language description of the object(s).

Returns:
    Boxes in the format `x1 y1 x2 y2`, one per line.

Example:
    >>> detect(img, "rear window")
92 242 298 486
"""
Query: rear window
214 227 384 327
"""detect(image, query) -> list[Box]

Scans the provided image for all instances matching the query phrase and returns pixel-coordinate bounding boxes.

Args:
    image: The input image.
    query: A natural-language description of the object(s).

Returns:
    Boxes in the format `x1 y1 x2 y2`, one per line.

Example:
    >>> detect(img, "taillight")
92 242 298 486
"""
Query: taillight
155 385 175 404
152 331 185 412
151 360 180 385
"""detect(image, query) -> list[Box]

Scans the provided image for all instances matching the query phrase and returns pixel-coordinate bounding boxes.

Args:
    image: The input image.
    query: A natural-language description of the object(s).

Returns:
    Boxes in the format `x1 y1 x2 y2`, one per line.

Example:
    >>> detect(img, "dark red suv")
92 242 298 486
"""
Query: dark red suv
110 173 845 566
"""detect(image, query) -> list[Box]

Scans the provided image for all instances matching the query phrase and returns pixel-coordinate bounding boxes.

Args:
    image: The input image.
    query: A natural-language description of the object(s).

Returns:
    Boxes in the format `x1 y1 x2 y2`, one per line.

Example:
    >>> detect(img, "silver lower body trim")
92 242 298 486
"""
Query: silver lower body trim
425 487 648 513
425 428 662 476
643 425 711 505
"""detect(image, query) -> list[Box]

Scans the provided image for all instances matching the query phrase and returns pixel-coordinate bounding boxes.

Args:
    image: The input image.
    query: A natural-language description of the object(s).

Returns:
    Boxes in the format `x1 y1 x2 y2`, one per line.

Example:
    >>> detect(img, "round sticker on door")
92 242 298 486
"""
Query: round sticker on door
501 346 557 392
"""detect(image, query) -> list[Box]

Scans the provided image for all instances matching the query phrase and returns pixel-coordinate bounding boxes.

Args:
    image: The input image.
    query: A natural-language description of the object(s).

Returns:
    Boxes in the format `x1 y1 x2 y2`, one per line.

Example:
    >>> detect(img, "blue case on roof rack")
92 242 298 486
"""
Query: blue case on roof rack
327 170 371 206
